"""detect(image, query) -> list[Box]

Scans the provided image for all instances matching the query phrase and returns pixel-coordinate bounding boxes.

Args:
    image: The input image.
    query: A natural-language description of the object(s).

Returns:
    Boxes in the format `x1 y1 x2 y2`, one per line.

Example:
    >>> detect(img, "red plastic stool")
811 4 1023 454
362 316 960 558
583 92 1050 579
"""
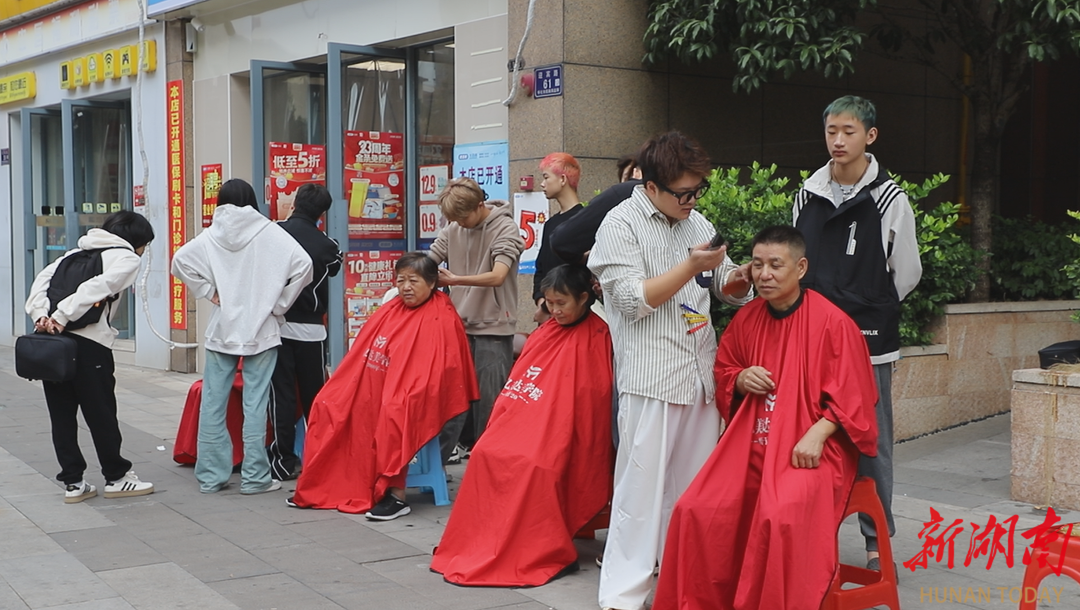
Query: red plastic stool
1018 525 1080 609
821 476 900 610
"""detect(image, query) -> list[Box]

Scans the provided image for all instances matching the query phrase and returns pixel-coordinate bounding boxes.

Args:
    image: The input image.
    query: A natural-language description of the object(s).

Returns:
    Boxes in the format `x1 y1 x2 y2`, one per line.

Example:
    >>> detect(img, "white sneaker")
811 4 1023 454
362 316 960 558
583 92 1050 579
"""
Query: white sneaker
241 479 282 495
103 471 154 498
64 482 97 504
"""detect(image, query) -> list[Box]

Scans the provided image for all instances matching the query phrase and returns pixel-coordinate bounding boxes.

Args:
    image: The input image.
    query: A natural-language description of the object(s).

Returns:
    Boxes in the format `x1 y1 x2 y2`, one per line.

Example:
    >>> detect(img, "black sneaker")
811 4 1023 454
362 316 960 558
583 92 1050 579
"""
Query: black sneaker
446 443 469 464
365 495 410 521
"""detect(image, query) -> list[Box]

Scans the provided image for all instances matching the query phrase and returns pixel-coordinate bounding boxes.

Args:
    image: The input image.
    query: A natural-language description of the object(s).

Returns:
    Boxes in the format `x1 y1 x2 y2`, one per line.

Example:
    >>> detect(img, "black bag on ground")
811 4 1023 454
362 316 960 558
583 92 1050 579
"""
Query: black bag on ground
46 248 121 330
1038 340 1080 369
15 333 78 382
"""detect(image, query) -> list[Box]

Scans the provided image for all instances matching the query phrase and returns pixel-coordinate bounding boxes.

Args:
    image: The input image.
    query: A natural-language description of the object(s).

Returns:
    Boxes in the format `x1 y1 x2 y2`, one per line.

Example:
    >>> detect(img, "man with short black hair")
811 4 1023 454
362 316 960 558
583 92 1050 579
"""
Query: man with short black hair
268 183 342 480
654 226 878 610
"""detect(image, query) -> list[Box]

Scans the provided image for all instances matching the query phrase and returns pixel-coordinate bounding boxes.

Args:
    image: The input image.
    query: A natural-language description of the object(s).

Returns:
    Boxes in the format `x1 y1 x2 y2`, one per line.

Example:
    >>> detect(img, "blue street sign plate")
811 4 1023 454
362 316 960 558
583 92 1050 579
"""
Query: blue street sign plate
533 65 563 99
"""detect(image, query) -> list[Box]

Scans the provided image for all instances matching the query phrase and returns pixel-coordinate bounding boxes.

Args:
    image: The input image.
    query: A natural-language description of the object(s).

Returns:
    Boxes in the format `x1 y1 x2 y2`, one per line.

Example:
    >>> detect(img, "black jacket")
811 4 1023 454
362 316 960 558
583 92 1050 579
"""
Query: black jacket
794 167 904 358
279 215 343 325
549 180 640 264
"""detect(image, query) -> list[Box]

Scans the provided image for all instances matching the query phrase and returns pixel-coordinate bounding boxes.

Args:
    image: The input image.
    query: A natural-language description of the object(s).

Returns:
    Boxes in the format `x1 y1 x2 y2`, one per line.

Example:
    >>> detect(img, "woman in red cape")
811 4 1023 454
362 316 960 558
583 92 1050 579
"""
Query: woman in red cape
287 253 477 518
431 264 613 586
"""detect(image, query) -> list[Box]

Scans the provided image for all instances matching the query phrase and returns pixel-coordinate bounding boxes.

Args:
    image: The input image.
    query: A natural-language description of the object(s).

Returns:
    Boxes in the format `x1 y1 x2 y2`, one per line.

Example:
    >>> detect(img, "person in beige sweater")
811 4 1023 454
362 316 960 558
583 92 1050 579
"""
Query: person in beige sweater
429 178 524 463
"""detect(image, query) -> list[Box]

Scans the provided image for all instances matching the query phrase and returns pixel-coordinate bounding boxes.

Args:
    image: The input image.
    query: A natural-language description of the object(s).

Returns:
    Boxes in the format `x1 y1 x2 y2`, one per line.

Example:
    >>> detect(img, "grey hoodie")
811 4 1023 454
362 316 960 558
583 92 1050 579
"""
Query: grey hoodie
429 200 524 336
172 204 313 356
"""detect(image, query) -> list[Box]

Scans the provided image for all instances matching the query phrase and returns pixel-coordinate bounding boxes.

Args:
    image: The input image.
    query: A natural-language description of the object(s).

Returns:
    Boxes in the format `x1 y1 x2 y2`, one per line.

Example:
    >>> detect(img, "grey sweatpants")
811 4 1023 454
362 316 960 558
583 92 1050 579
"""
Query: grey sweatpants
859 362 896 552
439 334 514 463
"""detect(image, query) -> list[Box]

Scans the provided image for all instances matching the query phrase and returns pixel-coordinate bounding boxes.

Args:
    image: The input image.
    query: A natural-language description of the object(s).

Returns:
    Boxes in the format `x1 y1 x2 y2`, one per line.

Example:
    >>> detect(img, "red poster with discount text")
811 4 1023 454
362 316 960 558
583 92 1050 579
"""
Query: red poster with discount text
344 131 405 240
344 250 404 347
268 142 326 221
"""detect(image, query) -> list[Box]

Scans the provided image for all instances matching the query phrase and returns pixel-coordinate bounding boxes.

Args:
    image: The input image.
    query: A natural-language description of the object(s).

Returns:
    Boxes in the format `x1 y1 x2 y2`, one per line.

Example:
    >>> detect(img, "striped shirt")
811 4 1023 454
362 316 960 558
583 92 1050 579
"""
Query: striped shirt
589 186 752 405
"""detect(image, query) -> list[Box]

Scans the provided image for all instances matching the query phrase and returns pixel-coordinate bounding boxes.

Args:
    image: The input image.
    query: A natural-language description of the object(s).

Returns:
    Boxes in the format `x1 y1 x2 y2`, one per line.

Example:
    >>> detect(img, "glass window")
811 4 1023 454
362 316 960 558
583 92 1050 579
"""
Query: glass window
29 113 65 268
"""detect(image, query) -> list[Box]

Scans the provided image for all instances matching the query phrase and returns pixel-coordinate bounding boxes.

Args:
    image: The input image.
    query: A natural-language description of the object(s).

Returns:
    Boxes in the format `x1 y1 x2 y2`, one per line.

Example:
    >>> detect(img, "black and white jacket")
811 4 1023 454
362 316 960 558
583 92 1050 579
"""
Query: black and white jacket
278 215 342 330
793 154 922 364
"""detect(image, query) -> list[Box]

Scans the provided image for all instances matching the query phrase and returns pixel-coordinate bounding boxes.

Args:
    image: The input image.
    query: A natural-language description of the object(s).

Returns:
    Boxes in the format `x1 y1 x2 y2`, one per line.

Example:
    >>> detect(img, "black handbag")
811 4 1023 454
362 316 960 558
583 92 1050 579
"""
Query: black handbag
15 333 78 383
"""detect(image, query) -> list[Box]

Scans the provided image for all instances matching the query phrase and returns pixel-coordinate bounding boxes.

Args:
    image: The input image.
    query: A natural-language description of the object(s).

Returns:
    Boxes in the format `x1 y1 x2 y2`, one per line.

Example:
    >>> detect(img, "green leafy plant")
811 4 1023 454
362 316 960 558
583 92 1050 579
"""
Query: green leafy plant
694 162 795 333
1063 210 1080 321
990 216 1080 301
697 165 980 346
895 174 981 346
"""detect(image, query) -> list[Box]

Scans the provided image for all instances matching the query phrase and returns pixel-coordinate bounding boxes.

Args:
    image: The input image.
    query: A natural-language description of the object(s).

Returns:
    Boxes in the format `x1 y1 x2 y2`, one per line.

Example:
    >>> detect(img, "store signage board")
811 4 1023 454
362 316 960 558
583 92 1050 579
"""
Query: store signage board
0 72 35 105
452 140 509 202
147 0 209 16
0 0 143 65
533 65 563 99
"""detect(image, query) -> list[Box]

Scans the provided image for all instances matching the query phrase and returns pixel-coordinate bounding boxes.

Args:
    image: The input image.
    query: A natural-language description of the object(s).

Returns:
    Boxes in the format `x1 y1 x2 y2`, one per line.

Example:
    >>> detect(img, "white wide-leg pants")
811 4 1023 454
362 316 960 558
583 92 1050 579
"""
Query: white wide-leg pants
598 384 720 610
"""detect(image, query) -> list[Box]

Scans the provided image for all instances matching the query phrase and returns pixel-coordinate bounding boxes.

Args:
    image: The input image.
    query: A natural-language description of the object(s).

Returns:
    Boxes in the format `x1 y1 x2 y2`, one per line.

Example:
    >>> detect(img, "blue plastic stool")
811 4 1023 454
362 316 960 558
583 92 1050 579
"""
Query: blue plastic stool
294 416 306 462
406 438 450 506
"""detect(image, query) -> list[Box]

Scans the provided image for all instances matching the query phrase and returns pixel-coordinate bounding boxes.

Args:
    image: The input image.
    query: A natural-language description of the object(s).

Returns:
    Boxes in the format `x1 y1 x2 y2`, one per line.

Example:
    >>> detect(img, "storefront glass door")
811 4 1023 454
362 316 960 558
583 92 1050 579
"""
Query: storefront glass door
252 40 453 366
64 99 134 338
21 100 134 338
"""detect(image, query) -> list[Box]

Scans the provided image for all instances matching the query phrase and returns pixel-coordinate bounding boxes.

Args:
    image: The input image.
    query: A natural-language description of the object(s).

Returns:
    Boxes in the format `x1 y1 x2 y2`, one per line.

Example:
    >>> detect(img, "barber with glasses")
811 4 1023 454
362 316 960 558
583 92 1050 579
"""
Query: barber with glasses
588 131 752 610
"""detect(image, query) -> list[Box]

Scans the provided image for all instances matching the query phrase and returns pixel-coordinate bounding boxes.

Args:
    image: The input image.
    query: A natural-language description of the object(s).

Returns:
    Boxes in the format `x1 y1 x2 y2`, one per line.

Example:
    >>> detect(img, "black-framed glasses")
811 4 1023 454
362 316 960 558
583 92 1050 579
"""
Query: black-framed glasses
658 181 709 205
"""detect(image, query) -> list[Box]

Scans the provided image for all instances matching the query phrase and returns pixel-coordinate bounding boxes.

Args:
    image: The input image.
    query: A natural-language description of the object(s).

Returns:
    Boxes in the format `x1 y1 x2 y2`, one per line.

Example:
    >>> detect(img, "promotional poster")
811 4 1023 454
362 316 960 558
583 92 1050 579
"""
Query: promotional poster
267 142 326 221
344 131 405 240
344 250 404 346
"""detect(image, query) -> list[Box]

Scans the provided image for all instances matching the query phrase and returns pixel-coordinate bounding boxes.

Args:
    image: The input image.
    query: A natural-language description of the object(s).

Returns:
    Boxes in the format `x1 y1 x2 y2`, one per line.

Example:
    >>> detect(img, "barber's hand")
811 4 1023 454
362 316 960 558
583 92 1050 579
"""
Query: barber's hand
736 366 774 396
687 242 727 274
438 268 460 286
792 428 828 469
533 301 550 324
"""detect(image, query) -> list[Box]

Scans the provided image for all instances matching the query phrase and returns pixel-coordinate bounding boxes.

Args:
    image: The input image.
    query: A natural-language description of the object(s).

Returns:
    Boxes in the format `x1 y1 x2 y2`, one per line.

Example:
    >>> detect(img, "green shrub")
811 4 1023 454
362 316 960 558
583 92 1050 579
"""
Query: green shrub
990 216 1079 301
696 165 980 346
894 174 981 346
694 162 794 333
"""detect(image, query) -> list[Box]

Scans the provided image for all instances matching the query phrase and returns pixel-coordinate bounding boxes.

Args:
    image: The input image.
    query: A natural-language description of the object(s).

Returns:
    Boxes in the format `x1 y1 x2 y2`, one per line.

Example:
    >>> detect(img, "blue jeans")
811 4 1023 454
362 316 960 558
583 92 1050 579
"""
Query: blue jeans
197 348 277 493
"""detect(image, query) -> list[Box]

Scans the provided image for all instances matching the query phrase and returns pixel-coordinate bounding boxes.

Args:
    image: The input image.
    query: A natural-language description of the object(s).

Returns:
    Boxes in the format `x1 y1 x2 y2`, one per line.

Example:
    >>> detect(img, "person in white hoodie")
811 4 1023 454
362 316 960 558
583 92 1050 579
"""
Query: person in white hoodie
25 211 156 504
172 179 313 495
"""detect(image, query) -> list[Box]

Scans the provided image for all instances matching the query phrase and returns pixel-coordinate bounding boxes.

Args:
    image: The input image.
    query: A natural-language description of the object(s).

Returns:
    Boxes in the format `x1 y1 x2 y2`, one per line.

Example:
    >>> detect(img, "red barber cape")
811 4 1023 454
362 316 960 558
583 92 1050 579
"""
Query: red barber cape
174 370 244 466
654 290 878 610
290 291 477 513
431 312 613 586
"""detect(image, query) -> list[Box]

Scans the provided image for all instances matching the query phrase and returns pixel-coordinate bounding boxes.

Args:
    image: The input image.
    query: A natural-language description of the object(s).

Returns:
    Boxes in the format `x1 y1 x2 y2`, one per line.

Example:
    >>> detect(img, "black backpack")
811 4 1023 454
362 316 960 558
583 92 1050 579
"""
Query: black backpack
46 248 123 330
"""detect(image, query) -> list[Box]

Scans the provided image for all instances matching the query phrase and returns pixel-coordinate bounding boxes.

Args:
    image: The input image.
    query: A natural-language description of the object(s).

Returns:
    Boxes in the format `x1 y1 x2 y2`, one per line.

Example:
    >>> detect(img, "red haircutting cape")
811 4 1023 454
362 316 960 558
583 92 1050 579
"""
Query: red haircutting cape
291 291 477 513
431 312 613 586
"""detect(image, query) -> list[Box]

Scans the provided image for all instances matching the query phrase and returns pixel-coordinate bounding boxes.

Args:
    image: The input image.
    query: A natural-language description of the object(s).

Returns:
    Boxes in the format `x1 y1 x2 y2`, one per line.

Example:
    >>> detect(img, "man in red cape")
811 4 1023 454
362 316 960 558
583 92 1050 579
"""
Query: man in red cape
654 226 878 610
289 289 477 514
431 306 613 586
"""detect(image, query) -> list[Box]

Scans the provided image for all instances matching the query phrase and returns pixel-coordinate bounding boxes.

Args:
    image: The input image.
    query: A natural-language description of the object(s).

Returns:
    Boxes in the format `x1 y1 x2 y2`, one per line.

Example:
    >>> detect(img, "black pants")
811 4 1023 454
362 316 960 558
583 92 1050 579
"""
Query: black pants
267 338 327 479
42 333 132 485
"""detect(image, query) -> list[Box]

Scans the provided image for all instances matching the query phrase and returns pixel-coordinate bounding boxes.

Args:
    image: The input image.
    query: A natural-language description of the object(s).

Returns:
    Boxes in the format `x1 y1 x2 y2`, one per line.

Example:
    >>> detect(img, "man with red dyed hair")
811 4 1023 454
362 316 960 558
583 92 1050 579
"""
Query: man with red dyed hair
533 152 584 323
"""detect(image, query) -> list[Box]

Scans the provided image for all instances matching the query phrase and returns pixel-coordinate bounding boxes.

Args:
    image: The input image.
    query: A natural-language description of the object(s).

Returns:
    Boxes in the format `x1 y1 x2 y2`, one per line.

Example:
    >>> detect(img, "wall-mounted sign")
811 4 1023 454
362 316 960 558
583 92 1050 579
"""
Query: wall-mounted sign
86 52 105 84
533 64 563 98
60 40 155 90
201 164 223 228
0 72 36 105
452 140 509 202
167 80 187 330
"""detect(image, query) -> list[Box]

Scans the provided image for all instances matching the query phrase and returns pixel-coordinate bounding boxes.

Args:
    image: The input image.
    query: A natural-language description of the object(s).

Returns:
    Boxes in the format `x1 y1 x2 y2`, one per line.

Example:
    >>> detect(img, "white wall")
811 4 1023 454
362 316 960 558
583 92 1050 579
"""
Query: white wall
1 24 174 371
191 0 508 79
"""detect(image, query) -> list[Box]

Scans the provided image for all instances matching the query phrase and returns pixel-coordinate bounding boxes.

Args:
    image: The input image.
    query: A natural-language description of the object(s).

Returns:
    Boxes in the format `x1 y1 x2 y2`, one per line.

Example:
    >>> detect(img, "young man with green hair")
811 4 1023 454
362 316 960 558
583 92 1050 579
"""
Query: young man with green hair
793 95 922 570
